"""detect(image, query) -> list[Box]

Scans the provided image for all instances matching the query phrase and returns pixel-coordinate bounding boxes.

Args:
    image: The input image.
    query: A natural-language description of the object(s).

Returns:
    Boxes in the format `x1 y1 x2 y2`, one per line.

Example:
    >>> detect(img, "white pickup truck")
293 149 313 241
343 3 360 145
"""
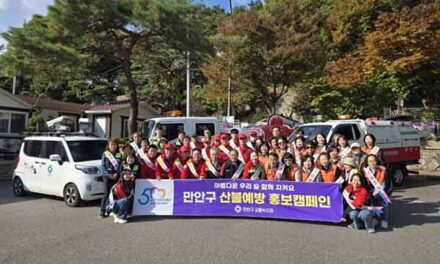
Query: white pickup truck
291 119 420 186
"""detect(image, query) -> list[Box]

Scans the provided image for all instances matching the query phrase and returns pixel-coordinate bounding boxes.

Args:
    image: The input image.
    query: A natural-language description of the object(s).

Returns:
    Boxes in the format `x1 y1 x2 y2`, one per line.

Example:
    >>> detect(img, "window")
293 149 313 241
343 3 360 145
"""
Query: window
121 118 129 138
161 123 184 141
24 140 43 158
352 125 361 140
333 124 355 140
0 112 27 134
291 125 332 141
10 113 26 134
195 123 215 136
43 141 68 161
143 120 155 138
0 113 9 133
67 140 107 162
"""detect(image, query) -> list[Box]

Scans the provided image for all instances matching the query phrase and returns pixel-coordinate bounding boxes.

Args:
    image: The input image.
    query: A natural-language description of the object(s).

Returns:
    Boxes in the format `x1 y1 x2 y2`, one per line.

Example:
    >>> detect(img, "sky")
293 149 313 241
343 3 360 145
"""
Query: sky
0 0 253 48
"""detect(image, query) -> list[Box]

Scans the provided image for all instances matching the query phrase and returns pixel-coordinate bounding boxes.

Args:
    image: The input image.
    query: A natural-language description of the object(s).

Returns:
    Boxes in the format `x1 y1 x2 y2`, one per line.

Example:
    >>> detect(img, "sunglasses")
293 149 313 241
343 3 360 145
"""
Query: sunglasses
306 146 314 149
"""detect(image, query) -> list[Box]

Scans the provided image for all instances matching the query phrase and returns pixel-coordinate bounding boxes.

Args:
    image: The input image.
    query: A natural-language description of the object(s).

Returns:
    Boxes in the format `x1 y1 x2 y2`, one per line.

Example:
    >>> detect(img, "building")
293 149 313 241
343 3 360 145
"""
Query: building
17 95 89 131
85 101 159 138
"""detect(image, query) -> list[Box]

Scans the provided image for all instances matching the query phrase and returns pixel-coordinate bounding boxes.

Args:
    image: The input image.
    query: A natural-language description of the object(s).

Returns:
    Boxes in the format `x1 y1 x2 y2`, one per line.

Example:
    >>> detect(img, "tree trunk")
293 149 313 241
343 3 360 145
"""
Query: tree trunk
122 47 138 138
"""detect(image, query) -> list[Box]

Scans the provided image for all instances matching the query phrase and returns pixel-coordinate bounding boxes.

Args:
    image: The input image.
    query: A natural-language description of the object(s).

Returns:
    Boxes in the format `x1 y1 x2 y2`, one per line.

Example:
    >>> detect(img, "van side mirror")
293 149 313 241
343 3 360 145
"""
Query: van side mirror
49 154 62 164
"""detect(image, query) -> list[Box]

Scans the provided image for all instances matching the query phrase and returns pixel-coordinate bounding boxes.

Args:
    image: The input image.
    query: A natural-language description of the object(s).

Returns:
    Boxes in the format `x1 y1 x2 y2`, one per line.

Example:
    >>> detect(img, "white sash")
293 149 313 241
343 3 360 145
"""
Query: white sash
288 142 302 167
157 156 170 172
336 176 345 185
306 168 320 182
246 141 255 150
229 139 239 150
141 153 156 170
237 149 246 163
371 146 380 156
190 141 197 150
104 151 119 169
206 159 220 177
364 168 391 203
342 190 356 209
187 160 200 178
219 145 231 158
313 153 320 162
130 142 141 155
231 163 244 180
174 159 185 174
275 162 285 180
320 146 327 153
202 148 210 161
251 164 262 180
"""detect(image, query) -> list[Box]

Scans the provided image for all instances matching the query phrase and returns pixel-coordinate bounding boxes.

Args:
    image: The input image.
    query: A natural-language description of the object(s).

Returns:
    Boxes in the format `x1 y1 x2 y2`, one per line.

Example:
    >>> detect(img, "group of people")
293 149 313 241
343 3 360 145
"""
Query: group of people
100 126 391 233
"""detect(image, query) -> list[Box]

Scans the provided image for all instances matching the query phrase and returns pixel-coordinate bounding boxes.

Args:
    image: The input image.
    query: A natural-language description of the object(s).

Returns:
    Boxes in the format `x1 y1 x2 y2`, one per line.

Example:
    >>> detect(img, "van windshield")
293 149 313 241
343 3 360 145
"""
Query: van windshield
67 140 107 162
143 120 155 139
290 125 332 141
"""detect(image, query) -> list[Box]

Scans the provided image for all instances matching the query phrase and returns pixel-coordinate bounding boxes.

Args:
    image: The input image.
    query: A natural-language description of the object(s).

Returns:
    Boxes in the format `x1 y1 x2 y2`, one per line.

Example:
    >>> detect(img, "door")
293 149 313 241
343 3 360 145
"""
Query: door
21 140 43 193
39 140 69 196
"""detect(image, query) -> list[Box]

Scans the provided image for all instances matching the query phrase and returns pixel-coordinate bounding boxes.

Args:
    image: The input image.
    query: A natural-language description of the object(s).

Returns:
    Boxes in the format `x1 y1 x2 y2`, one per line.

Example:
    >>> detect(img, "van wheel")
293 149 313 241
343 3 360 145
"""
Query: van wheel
392 165 407 187
64 184 82 207
13 177 26 196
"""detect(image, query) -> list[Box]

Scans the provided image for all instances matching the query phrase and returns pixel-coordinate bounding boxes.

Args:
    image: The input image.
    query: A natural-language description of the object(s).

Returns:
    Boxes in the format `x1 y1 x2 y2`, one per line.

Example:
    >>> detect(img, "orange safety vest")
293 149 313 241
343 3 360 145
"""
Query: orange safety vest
369 166 386 184
286 166 297 181
320 164 337 183
301 168 311 182
265 164 278 181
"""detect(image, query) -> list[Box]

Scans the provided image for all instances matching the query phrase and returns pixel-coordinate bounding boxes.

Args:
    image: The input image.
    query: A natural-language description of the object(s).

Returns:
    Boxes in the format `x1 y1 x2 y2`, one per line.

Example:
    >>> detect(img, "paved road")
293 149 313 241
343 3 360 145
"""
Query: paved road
0 176 439 264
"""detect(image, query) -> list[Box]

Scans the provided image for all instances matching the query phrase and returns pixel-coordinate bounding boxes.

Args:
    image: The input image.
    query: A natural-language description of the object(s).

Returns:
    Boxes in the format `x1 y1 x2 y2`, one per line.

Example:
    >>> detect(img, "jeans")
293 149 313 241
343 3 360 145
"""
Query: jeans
100 177 117 215
349 208 374 230
113 198 129 220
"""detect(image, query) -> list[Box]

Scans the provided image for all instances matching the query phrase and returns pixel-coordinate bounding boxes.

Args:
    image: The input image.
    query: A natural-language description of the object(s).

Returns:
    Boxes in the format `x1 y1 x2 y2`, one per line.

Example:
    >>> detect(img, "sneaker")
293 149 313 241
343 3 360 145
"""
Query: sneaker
380 220 389 229
99 212 108 218
367 228 376 234
115 217 127 224
347 224 354 229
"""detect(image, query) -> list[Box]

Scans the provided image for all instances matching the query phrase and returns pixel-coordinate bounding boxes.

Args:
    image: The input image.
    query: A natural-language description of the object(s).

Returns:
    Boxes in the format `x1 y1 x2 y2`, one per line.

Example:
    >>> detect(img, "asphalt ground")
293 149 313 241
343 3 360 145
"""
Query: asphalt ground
0 176 439 264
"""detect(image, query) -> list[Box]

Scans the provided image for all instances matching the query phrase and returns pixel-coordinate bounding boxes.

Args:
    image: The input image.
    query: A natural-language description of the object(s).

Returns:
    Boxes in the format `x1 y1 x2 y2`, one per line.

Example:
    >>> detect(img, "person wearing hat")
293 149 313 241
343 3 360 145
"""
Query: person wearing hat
247 130 259 150
351 142 367 169
218 134 232 163
173 146 190 179
229 128 240 149
155 143 177 180
183 149 207 179
238 133 252 163
213 134 222 147
342 157 358 183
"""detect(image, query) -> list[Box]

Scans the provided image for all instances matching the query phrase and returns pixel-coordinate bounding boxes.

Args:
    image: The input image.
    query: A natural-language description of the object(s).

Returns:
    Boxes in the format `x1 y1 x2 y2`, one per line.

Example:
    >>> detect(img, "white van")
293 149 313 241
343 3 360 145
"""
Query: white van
142 117 219 142
291 119 420 186
12 133 108 207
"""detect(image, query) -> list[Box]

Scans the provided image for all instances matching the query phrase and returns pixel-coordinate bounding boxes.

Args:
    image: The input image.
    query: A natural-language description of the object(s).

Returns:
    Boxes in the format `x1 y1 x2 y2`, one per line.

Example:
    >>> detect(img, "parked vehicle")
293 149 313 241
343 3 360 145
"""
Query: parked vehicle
241 115 301 140
12 133 107 207
142 117 219 142
291 119 420 186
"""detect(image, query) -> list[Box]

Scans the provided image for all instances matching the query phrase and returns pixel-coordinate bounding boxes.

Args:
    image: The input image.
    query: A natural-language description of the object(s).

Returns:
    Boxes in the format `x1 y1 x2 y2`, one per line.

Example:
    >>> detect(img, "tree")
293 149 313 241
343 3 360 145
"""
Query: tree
204 0 327 115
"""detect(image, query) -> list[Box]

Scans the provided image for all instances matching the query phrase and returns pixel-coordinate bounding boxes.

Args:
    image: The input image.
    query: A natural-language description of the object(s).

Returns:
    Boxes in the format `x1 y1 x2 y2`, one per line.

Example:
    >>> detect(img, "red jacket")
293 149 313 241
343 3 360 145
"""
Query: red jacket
155 154 176 180
182 159 207 179
238 145 252 163
172 157 188 179
345 184 370 209
218 144 232 163
139 157 158 179
243 161 263 180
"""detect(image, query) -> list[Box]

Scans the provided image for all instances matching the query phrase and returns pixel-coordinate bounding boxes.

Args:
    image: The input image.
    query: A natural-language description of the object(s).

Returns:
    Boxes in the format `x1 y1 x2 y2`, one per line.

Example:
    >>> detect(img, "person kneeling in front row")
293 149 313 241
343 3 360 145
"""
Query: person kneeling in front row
108 170 135 224
343 173 376 233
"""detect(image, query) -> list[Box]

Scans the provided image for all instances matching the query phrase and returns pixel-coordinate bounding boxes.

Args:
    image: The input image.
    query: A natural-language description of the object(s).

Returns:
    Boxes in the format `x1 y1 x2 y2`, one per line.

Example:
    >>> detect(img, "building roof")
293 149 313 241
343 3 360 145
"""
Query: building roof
17 95 89 114
0 89 31 110
85 101 159 115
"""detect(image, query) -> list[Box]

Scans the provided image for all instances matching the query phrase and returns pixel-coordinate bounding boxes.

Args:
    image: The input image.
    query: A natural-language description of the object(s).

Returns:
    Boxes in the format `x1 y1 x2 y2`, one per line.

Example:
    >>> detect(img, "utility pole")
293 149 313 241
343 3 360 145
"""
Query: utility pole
186 51 191 117
12 75 17 95
227 0 233 117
